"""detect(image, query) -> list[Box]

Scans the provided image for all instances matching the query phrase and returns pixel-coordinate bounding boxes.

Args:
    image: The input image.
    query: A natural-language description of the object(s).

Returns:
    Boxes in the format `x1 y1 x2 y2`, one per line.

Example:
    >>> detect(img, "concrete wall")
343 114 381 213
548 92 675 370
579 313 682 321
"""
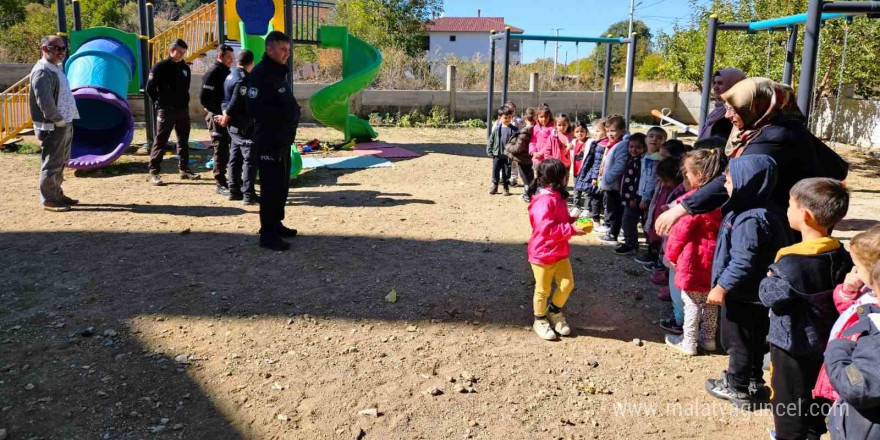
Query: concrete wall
0 64 34 90
813 96 880 151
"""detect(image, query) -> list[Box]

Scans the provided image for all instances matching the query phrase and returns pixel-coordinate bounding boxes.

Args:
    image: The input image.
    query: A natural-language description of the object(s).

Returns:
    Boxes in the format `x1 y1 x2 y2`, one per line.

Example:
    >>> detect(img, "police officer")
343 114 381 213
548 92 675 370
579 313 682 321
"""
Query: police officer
221 49 257 205
146 39 197 186
247 31 301 251
200 44 234 196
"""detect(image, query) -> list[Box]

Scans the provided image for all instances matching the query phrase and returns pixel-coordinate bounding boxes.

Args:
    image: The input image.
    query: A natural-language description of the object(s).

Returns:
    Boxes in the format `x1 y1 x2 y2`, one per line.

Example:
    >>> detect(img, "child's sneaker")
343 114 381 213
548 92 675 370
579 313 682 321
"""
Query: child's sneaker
532 319 557 341
520 193 530 202
633 253 656 265
665 334 697 356
650 269 668 286
614 244 638 255
503 186 511 196
510 176 519 187
659 317 682 334
546 310 571 336
598 234 618 245
698 338 717 353
657 286 671 301
488 184 498 195
595 225 610 235
705 373 754 408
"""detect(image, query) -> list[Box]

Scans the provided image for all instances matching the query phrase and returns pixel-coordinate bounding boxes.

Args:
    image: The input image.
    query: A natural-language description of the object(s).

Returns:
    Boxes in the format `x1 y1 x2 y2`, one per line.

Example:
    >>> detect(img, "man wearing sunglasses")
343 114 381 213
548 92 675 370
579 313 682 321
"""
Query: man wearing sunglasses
29 35 80 212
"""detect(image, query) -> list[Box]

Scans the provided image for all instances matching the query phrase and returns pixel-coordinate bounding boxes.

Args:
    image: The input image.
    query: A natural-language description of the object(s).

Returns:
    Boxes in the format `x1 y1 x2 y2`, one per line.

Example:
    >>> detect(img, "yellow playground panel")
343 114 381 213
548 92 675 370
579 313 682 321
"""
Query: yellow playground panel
225 0 285 41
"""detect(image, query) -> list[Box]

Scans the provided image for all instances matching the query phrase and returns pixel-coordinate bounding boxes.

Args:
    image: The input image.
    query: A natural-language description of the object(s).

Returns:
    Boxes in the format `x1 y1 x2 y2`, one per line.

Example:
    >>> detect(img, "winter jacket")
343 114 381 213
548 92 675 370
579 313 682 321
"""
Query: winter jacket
505 125 533 163
222 66 252 136
759 237 852 357
620 152 643 203
814 285 878 403
665 189 722 292
529 125 555 165
487 122 516 157
247 54 301 150
599 133 631 192
573 138 605 193
711 155 791 304
527 188 577 265
547 129 573 167
638 152 663 202
147 57 191 110
682 119 849 215
645 182 686 245
571 138 588 176
200 60 230 115
825 303 880 440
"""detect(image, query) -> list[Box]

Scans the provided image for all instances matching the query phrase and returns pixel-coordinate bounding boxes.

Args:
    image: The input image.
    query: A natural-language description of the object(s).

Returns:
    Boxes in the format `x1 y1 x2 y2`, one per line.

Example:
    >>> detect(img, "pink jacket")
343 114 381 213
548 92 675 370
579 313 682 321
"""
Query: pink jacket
813 284 877 401
665 190 722 292
529 125 556 165
528 188 576 265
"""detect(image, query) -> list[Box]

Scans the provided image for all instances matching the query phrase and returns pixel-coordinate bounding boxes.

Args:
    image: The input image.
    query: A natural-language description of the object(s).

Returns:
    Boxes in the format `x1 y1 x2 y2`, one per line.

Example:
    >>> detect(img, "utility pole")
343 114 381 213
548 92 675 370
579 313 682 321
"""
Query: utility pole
551 28 563 75
628 0 642 35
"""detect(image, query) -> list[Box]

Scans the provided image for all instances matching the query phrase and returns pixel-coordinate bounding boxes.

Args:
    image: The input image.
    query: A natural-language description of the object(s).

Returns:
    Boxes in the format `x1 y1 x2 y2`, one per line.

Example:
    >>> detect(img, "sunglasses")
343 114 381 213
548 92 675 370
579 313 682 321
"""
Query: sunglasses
47 45 67 52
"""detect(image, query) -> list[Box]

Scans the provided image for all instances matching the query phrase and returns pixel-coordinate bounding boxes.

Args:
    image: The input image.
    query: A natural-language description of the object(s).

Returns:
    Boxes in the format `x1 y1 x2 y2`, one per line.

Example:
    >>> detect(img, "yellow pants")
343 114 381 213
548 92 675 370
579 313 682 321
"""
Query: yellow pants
531 258 574 316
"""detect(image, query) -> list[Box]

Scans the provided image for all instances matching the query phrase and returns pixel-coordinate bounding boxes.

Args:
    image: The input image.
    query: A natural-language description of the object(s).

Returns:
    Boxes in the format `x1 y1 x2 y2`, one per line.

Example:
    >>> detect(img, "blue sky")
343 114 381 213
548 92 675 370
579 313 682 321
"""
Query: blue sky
441 0 706 63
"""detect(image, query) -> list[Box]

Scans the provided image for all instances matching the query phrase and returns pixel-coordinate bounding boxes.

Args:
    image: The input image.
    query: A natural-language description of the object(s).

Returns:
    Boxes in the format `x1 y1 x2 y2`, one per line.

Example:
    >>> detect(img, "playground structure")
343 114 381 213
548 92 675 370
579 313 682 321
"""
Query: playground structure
486 28 638 134
699 0 880 131
0 0 381 171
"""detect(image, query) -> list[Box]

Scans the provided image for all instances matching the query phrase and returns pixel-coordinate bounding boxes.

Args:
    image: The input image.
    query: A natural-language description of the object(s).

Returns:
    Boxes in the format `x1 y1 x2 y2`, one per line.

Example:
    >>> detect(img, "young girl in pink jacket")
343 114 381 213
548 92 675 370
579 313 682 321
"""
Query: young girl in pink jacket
527 159 586 340
529 105 555 166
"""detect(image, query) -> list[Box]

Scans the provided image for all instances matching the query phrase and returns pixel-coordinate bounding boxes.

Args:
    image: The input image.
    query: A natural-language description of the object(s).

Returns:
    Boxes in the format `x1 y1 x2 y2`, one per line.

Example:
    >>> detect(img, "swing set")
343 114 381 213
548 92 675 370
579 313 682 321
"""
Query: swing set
485 28 638 136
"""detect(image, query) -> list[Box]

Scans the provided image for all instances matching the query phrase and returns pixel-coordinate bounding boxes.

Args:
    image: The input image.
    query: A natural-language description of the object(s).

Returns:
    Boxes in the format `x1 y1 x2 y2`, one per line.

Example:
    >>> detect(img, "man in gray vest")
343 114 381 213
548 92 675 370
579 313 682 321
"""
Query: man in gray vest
29 35 80 212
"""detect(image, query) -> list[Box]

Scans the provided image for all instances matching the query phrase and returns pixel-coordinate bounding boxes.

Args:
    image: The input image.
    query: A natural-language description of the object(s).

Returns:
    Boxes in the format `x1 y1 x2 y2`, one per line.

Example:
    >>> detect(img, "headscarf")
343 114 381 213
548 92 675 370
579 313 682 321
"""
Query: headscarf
721 77 803 157
697 68 746 140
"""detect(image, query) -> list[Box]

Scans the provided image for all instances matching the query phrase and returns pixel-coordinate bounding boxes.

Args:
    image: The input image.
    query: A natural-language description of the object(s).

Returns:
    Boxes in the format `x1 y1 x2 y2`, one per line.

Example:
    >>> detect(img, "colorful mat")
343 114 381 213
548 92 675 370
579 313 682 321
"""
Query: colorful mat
351 141 419 158
299 156 393 170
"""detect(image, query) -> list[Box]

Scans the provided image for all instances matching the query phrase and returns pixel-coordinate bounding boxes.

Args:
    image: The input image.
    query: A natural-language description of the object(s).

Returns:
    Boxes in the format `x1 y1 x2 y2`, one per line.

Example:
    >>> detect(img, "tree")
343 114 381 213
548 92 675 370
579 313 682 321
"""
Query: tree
331 0 442 57
0 0 26 30
0 2 56 63
638 53 663 80
591 19 652 79
80 0 126 29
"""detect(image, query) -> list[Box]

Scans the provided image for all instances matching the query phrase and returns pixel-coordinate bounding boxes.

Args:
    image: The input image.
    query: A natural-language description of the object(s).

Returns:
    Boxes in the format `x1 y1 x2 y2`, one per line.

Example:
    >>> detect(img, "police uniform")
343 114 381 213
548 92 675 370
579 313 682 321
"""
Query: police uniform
222 65 256 201
146 56 192 175
200 59 231 189
247 54 301 245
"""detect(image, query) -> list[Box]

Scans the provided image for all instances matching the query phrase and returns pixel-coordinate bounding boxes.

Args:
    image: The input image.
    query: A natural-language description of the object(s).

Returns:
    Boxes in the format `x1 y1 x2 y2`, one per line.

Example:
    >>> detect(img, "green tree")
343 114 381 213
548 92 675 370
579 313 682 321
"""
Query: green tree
80 0 125 29
638 52 663 80
591 20 652 79
0 0 26 29
331 0 442 57
0 2 56 63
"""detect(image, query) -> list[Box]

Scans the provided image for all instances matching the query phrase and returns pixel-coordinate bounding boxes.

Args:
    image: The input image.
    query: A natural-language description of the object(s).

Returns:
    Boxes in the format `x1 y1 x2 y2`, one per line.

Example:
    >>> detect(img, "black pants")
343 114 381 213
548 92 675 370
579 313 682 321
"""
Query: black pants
603 190 623 238
150 107 191 174
257 143 291 240
622 202 644 247
492 156 511 186
518 162 534 191
207 114 230 186
770 345 829 440
721 301 770 392
228 130 256 197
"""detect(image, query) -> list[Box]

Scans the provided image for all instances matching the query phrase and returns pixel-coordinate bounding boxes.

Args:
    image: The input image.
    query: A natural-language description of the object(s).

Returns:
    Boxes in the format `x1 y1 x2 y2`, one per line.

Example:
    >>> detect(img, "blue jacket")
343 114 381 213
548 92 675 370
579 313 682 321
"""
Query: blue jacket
574 139 605 193
222 66 252 135
712 155 791 304
826 304 880 440
599 133 630 192
759 245 852 357
637 152 662 202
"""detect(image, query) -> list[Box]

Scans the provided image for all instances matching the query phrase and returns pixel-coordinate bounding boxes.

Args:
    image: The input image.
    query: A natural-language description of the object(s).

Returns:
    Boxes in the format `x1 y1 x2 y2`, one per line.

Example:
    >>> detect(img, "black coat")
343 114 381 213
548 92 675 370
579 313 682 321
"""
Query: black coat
246 55 301 151
146 57 191 110
222 66 252 135
200 60 230 115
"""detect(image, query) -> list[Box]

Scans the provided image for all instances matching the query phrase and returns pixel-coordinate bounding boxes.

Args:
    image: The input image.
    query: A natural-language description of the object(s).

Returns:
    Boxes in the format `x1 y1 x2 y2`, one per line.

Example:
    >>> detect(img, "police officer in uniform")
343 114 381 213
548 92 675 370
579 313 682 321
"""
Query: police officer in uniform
146 39 198 185
221 49 257 205
247 31 301 251
200 44 234 196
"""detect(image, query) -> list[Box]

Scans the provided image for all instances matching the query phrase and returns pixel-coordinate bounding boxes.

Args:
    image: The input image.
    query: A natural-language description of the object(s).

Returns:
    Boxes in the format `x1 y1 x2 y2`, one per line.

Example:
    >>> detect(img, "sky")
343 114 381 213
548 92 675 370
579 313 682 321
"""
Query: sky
440 0 707 63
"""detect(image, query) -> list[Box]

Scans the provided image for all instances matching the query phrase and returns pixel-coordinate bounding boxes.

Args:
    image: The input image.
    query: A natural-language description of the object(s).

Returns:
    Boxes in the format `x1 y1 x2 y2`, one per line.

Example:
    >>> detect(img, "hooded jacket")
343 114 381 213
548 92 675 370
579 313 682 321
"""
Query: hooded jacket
504 124 533 163
711 155 790 304
759 238 852 357
527 188 576 265
600 134 631 192
638 152 663 202
573 138 606 193
665 189 722 293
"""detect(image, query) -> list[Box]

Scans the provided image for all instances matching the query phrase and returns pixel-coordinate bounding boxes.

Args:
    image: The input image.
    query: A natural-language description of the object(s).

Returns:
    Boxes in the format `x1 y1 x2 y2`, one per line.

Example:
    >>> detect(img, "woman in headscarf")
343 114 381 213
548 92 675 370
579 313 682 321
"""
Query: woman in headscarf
655 77 849 236
697 68 747 141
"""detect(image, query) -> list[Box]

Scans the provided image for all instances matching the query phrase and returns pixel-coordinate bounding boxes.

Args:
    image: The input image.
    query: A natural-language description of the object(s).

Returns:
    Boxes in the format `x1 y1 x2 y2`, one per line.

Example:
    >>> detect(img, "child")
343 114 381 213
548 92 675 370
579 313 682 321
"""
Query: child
705 155 791 408
634 127 668 264
498 100 523 186
529 104 555 166
823 260 880 440
650 157 687 333
573 119 607 223
812 225 880 432
527 159 587 340
659 139 688 158
570 121 589 178
615 133 647 255
759 178 852 439
487 105 516 195
663 149 727 355
505 107 536 201
550 114 574 168
597 115 629 244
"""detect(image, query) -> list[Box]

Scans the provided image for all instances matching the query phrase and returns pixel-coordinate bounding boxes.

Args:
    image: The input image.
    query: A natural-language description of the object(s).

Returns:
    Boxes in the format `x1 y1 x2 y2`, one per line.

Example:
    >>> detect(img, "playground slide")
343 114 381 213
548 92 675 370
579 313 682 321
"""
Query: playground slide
64 27 140 170
309 26 382 142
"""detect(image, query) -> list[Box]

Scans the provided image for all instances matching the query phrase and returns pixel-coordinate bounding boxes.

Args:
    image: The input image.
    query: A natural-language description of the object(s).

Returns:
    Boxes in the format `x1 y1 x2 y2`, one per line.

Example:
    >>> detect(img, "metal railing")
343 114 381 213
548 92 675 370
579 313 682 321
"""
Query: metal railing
293 0 332 43
149 1 219 65
0 76 31 146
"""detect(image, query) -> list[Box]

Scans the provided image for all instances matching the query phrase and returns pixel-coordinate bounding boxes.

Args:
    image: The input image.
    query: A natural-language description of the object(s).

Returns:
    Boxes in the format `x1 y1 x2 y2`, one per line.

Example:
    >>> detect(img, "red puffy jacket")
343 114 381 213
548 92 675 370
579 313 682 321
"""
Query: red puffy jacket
665 190 722 292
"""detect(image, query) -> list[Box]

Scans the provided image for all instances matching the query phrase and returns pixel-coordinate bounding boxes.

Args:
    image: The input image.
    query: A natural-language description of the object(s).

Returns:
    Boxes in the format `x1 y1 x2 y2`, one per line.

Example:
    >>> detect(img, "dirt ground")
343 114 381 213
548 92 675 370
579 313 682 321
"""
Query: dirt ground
0 127 878 440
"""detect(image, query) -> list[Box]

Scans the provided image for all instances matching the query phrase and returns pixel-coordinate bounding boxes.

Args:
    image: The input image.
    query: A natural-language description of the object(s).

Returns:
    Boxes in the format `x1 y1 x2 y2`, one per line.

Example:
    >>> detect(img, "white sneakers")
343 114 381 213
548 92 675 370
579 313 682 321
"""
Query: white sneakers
533 310 572 341
533 319 557 340
547 311 571 336
665 334 698 356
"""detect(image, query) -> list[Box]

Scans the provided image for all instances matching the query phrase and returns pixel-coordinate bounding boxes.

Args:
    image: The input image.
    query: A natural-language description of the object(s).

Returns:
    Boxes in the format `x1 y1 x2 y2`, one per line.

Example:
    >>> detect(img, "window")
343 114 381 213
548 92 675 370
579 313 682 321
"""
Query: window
419 35 429 51
511 41 520 52
449 35 456 42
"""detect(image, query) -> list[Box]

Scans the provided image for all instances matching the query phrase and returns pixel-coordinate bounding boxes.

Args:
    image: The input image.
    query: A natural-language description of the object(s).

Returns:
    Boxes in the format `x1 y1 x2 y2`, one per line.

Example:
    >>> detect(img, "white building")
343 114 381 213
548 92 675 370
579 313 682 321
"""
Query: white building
425 13 524 64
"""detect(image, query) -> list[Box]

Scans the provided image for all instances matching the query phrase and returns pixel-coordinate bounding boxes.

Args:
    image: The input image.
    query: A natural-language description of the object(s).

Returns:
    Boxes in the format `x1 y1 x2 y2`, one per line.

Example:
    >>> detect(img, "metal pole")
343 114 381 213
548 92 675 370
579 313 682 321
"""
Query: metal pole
798 0 824 119
782 24 798 85
216 0 225 44
629 0 636 35
146 3 155 38
601 43 612 118
552 28 562 74
284 0 293 86
55 0 68 50
138 0 155 144
487 31 496 138
624 34 637 128
699 15 719 129
72 0 82 31
501 27 511 106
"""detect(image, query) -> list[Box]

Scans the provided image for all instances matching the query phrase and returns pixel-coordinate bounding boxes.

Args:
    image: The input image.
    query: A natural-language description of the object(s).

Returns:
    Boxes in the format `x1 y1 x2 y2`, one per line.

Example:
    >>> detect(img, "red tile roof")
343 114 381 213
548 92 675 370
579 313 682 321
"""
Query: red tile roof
426 17 524 33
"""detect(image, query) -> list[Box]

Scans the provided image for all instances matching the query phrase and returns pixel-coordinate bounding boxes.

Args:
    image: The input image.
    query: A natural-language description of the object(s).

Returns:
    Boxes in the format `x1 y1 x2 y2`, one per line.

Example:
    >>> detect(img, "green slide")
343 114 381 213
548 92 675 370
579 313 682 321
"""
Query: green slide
309 26 382 142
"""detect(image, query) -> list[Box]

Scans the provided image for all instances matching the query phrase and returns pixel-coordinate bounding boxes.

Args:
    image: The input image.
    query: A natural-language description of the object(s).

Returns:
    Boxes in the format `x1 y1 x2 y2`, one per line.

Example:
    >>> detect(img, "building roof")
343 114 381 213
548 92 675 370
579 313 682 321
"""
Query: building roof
426 17 524 34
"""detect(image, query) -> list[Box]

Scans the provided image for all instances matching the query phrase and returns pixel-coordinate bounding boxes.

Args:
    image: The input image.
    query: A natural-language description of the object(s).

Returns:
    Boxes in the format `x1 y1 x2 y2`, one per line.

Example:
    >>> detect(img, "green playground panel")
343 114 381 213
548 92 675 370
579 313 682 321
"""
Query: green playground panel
69 27 142 95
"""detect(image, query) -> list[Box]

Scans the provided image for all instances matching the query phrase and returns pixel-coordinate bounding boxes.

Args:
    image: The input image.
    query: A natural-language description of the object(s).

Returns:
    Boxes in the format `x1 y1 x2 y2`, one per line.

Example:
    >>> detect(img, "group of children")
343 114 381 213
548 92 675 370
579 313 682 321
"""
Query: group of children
495 105 880 439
